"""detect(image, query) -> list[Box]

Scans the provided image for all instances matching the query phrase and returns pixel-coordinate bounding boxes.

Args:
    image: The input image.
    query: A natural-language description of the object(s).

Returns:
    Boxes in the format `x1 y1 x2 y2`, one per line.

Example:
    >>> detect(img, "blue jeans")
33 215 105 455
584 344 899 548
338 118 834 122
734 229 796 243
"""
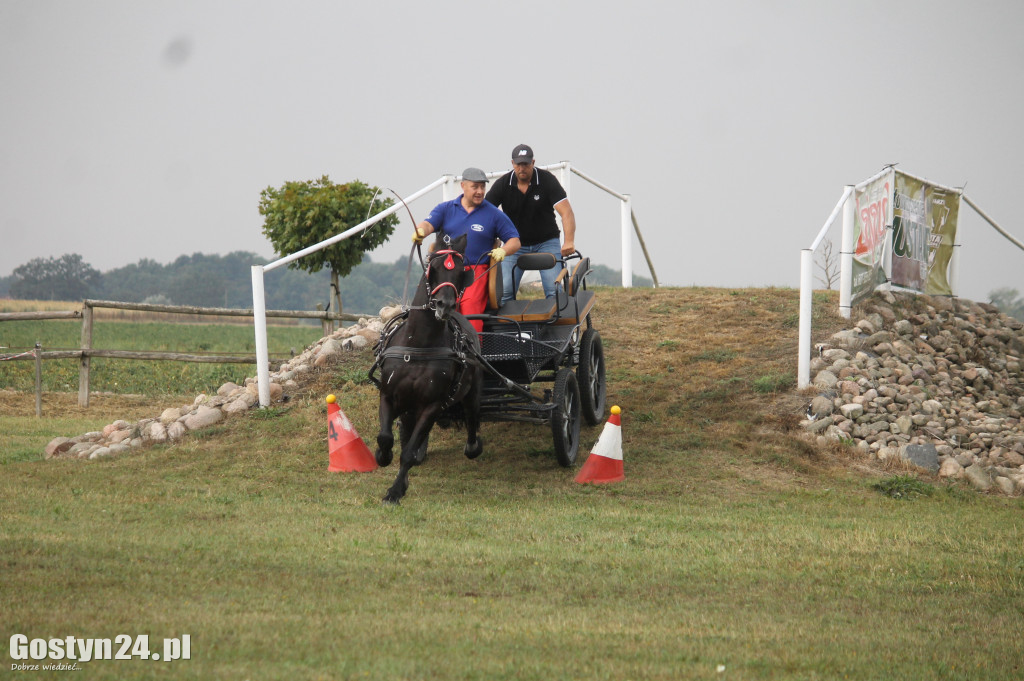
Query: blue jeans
501 237 563 305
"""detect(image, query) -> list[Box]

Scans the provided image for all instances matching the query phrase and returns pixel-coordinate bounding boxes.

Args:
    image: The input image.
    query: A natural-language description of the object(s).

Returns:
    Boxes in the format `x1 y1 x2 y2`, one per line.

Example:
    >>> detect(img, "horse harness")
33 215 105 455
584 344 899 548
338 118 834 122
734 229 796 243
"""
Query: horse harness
369 313 477 411
368 246 476 411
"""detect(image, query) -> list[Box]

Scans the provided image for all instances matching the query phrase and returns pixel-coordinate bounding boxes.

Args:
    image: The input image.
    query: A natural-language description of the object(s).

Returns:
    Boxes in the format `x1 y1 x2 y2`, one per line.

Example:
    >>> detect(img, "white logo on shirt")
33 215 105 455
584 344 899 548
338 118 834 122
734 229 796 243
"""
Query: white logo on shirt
471 224 484 232
533 194 540 200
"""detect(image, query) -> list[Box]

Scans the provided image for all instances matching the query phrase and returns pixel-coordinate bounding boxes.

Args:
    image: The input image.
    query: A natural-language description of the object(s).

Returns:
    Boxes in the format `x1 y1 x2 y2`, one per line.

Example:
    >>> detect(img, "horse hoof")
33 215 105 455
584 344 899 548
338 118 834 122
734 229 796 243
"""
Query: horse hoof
464 437 484 460
375 449 393 467
382 496 401 506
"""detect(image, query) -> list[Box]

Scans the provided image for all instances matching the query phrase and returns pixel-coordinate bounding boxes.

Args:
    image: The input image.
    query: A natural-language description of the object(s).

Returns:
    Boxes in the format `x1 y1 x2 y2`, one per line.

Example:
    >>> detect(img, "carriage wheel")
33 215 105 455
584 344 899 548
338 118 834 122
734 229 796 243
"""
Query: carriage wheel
551 368 581 467
577 328 606 426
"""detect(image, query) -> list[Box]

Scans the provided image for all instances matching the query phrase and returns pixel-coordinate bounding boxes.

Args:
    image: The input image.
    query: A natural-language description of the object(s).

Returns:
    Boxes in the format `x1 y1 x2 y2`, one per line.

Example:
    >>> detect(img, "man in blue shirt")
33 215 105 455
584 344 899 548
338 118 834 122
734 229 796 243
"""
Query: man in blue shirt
414 167 521 331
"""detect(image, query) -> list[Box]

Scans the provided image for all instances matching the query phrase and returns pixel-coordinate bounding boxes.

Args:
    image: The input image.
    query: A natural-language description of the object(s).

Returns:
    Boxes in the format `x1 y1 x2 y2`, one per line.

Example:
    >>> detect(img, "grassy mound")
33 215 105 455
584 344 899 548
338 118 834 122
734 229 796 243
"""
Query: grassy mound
2 287 1022 680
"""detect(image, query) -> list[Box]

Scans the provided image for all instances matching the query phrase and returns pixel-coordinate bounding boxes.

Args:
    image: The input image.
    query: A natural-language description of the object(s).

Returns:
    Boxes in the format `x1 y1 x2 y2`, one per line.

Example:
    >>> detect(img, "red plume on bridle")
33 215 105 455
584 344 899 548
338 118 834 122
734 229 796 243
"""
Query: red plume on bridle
427 248 465 300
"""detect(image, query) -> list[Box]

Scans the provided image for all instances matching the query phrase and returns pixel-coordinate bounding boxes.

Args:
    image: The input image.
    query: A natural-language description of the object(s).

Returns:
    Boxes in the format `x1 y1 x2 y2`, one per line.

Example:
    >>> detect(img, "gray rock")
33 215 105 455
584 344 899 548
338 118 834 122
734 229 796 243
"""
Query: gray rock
994 476 1016 496
343 335 370 351
900 444 939 473
159 407 182 424
893 319 914 336
68 442 93 457
895 415 914 435
166 421 187 441
813 370 838 389
224 392 257 414
44 437 73 459
147 421 167 442
804 418 832 434
938 457 963 478
809 396 834 419
217 382 240 396
840 403 864 419
183 406 224 431
964 464 993 492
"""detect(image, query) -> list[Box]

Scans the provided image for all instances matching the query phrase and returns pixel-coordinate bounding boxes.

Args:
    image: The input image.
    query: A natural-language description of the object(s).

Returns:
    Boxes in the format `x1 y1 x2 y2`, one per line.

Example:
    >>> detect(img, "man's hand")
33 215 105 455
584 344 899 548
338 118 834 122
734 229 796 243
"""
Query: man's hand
490 247 507 263
561 241 576 256
412 227 425 244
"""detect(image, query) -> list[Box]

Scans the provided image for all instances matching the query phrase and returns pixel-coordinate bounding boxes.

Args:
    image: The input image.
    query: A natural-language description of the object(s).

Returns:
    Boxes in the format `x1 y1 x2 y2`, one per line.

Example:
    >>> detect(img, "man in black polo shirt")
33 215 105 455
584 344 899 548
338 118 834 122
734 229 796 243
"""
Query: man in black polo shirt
486 144 577 305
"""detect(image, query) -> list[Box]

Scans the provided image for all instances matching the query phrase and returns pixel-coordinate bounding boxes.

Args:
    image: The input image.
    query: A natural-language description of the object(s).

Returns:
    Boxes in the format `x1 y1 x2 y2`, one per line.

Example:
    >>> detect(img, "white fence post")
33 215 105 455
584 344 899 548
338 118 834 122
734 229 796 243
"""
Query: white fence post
621 194 633 287
798 248 815 389
442 174 456 201
251 265 271 407
838 185 855 319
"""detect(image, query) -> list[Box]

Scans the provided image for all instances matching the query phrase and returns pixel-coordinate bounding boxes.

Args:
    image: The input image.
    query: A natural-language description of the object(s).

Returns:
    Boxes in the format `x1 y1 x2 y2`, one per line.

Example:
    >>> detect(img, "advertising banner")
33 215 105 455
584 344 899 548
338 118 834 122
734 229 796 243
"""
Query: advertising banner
892 172 960 295
851 169 894 305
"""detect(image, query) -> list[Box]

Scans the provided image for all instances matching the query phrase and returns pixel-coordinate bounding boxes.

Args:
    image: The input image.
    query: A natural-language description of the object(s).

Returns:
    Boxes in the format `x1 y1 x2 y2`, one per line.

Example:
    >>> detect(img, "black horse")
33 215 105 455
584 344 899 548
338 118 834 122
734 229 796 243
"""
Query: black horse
371 234 484 504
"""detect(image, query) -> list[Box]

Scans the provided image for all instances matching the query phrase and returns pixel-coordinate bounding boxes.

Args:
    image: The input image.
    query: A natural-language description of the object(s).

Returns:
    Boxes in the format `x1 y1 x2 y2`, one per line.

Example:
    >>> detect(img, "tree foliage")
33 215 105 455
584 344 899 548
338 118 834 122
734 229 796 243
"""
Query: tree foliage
10 254 102 301
988 287 1024 321
3 250 647 315
258 176 399 277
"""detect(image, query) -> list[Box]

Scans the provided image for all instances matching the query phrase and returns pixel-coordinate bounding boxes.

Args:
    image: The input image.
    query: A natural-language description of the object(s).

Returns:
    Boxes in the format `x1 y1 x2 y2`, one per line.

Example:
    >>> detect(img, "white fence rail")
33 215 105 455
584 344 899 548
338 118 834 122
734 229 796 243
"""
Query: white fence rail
251 162 655 407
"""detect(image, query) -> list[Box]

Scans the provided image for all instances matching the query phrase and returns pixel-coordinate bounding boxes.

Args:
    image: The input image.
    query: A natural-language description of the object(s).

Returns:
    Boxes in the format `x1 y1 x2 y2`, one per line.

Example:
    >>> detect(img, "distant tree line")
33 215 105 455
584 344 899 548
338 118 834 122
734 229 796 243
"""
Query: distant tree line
988 288 1024 322
0 252 652 315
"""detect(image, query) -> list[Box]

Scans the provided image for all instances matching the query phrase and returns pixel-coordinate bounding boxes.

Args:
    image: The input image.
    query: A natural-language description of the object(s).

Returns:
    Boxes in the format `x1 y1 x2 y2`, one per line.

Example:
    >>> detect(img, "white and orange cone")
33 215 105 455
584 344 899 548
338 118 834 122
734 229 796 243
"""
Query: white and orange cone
326 395 377 473
575 405 624 484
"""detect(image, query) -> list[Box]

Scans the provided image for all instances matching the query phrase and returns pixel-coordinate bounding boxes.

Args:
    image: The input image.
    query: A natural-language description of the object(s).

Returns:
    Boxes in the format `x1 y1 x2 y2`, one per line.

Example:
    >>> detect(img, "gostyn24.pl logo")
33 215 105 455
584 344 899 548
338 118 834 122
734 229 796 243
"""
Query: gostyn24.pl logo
10 634 191 668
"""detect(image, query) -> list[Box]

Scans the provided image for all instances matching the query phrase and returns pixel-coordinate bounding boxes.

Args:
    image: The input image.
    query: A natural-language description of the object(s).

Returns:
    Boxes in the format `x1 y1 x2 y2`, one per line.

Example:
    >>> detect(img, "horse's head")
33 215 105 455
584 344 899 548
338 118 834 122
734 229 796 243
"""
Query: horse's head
425 233 470 322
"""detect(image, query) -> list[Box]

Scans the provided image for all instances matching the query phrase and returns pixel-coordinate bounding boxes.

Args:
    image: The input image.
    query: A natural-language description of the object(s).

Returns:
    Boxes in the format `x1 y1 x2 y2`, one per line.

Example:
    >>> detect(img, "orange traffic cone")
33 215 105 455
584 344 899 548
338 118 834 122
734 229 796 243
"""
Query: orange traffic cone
575 405 624 484
326 395 377 473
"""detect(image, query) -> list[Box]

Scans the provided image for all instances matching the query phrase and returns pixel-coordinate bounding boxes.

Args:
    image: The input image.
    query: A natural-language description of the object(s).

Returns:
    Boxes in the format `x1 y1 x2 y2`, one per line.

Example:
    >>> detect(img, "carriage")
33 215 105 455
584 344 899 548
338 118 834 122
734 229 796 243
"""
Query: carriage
368 237 607 502
464 251 606 466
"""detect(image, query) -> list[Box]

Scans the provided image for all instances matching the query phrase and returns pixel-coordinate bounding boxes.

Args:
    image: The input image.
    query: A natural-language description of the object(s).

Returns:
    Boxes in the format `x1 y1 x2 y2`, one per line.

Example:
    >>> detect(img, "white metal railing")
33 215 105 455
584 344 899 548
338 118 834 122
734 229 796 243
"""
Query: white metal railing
251 162 654 407
797 170 1024 389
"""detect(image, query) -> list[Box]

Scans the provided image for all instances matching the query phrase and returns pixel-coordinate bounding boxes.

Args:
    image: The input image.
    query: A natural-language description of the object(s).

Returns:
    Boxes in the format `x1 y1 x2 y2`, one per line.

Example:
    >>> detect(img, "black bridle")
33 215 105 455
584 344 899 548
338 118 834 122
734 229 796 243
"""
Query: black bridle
425 246 466 309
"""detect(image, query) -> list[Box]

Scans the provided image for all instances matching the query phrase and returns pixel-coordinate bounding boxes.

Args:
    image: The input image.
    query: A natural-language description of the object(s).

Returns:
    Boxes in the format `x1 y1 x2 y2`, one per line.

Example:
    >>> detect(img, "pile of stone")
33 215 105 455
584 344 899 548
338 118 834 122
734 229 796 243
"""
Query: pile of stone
44 312 394 460
802 291 1024 495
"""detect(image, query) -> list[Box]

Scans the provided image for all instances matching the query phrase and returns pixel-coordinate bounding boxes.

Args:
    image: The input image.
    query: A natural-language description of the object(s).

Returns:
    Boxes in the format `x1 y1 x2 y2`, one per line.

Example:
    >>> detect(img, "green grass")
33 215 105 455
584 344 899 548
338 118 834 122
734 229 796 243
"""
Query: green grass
2 287 1022 680
873 474 936 500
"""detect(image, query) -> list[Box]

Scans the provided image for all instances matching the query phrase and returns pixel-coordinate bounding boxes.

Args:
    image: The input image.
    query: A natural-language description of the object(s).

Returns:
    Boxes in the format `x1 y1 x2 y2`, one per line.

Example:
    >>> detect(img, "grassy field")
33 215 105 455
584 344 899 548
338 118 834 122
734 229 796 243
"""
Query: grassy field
2 287 1022 680
0 316 325 396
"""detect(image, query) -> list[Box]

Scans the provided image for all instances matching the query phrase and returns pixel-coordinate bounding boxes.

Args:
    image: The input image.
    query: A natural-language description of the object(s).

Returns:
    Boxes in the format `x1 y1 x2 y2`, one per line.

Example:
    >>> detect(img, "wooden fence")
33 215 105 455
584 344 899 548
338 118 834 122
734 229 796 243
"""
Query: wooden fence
0 299 372 409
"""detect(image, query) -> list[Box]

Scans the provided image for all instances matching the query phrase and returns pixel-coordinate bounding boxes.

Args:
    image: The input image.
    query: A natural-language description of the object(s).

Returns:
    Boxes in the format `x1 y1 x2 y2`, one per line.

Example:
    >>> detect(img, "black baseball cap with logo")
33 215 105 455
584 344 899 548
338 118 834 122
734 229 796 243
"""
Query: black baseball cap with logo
511 144 534 164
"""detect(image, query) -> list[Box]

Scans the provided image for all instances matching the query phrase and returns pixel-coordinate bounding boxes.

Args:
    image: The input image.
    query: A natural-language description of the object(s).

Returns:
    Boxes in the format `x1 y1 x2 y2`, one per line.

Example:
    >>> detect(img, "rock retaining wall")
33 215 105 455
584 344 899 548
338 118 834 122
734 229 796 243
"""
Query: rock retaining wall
802 291 1024 495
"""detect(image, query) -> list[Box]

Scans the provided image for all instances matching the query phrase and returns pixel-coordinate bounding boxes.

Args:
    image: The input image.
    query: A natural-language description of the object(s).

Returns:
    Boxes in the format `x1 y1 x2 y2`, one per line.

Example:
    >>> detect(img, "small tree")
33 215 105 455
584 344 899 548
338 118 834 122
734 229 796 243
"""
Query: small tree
816 239 840 290
989 287 1024 321
259 176 399 314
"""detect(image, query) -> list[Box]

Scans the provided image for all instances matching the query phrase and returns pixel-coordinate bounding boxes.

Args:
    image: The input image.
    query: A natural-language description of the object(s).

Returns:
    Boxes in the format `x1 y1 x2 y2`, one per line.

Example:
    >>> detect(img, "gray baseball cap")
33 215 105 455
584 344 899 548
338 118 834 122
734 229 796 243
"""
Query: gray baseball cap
461 167 488 183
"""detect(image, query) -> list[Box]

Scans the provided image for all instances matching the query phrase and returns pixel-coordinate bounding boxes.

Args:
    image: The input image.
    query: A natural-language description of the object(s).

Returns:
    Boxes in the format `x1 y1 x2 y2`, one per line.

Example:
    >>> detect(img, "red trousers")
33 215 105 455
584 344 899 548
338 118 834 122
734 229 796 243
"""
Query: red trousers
458 265 489 333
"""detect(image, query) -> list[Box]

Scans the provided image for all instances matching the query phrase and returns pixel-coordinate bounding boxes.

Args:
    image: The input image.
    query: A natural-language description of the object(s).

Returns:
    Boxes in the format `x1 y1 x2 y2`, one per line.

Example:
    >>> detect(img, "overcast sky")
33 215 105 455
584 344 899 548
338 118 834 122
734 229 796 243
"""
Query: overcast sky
2 0 1022 302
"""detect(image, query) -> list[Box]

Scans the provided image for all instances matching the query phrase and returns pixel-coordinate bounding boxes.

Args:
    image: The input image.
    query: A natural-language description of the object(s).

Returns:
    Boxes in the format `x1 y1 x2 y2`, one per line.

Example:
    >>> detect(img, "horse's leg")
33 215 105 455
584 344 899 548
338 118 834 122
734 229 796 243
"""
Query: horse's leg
399 415 430 464
375 392 396 467
463 369 484 460
383 406 440 505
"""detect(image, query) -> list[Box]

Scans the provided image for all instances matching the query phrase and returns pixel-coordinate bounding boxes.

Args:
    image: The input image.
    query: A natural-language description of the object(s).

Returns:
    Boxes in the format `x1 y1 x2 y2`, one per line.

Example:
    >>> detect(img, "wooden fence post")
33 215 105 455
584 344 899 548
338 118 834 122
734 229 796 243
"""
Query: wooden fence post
35 342 42 417
79 303 93 408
